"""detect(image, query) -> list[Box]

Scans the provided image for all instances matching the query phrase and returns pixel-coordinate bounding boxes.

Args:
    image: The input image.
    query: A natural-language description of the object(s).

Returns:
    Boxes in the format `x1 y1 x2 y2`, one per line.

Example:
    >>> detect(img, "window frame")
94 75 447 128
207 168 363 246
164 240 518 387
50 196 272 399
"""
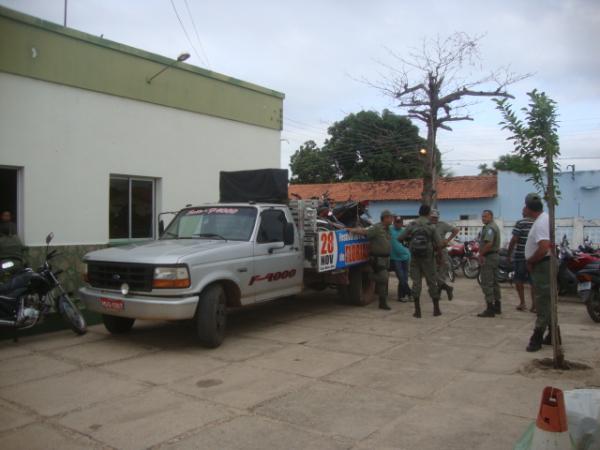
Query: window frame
256 209 288 244
109 175 156 242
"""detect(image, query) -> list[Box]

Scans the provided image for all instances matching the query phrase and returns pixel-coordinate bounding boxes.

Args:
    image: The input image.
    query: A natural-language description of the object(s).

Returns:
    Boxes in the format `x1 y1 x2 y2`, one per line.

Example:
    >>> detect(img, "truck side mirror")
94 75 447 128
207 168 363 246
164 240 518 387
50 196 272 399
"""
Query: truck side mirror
283 223 294 245
158 220 165 236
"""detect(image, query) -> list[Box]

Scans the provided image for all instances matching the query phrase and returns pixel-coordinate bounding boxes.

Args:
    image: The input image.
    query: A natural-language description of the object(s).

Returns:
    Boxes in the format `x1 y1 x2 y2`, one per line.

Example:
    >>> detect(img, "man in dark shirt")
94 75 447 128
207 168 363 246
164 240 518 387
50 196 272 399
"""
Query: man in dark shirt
508 208 535 312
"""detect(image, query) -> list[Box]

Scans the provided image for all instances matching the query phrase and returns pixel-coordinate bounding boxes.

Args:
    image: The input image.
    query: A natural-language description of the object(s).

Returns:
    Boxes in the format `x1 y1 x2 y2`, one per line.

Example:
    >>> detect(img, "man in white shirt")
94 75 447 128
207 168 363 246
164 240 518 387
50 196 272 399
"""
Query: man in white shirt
523 193 553 352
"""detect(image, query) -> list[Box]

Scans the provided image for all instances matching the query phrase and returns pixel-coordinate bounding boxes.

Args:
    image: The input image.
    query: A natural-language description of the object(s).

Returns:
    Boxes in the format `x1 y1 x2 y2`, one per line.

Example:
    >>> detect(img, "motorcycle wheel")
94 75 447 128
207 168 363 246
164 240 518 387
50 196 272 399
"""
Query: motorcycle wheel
463 258 480 279
57 294 87 335
585 288 600 323
477 271 482 285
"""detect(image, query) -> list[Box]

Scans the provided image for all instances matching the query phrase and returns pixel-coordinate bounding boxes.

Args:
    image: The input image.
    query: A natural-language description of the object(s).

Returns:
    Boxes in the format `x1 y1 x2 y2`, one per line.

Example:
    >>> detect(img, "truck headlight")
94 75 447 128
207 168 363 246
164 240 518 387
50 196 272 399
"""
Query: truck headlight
153 265 191 288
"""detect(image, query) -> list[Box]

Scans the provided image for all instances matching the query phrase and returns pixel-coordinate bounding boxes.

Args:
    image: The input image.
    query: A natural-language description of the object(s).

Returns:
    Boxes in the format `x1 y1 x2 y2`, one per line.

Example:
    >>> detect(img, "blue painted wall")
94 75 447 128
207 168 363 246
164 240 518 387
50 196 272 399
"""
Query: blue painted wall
367 170 600 222
497 170 600 220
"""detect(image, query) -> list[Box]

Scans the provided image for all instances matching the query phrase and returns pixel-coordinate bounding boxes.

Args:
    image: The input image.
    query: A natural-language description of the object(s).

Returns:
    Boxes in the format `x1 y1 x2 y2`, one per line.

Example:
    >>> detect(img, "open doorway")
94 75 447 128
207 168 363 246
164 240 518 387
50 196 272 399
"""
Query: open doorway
0 167 19 235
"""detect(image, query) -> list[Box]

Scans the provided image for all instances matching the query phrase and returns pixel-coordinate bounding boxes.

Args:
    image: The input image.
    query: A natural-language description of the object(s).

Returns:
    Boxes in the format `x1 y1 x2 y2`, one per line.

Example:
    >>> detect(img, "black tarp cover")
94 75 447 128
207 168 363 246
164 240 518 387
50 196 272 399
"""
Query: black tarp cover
219 169 289 203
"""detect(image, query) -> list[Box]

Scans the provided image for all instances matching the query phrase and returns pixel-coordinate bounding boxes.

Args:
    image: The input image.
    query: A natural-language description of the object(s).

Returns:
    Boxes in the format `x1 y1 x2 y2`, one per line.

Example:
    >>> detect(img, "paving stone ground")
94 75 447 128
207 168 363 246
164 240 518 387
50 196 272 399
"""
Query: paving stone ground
1 277 599 450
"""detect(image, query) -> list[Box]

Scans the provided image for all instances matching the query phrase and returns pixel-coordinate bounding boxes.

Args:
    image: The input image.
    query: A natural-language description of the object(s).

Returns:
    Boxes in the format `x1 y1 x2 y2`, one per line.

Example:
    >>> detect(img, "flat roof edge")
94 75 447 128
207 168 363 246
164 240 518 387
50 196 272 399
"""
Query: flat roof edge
0 5 285 99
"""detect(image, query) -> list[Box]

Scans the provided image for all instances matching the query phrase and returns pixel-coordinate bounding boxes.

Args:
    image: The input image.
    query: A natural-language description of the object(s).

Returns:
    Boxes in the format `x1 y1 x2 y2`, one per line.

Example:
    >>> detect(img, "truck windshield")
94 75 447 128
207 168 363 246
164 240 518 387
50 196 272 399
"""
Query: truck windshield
161 207 257 241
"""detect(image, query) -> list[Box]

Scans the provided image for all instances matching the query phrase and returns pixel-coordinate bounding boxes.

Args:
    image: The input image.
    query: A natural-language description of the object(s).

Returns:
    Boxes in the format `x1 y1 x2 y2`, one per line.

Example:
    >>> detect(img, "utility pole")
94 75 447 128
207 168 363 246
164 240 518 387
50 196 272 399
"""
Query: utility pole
63 0 68 27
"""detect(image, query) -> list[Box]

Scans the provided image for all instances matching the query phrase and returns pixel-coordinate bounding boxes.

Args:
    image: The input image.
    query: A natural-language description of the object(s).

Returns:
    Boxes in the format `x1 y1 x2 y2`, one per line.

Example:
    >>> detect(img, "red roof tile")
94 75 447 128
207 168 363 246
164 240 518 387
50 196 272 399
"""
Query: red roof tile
289 176 497 202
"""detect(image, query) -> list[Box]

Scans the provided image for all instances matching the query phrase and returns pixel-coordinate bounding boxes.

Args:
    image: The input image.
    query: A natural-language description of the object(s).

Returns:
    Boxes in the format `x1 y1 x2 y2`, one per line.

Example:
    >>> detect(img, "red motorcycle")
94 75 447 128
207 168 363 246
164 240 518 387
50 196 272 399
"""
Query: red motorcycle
448 239 480 279
558 237 600 295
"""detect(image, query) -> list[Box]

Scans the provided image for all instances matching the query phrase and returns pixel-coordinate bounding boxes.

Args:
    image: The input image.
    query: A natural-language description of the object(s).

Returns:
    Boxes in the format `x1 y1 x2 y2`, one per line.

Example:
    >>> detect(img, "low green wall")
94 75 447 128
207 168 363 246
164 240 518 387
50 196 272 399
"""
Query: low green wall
25 243 107 295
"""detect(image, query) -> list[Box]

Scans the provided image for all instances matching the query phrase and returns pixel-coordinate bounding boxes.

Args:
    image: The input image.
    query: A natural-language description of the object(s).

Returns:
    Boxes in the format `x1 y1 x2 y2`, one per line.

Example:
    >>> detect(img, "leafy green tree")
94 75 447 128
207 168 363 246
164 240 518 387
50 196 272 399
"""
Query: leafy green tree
289 140 336 184
478 154 538 175
495 89 563 368
289 110 431 183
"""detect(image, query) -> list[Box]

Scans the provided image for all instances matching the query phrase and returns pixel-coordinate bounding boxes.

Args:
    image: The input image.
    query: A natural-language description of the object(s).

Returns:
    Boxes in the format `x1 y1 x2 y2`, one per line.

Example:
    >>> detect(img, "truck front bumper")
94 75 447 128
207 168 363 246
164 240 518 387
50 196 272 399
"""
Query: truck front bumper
79 287 198 320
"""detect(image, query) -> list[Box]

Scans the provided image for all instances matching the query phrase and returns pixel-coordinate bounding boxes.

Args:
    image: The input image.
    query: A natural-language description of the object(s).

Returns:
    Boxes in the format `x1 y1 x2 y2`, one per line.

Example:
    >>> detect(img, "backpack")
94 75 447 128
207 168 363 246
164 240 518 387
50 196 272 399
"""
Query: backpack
409 226 431 257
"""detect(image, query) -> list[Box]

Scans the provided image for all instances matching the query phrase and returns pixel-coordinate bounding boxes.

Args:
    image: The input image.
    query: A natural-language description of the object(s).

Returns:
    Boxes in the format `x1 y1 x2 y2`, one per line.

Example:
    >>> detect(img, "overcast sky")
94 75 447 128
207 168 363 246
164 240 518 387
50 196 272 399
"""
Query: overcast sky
3 0 599 176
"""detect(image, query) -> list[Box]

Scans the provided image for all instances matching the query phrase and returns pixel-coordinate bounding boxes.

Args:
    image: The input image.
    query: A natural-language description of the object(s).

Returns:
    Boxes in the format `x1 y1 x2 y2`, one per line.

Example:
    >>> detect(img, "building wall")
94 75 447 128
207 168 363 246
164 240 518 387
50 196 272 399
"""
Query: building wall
0 72 280 246
497 170 600 220
369 198 499 222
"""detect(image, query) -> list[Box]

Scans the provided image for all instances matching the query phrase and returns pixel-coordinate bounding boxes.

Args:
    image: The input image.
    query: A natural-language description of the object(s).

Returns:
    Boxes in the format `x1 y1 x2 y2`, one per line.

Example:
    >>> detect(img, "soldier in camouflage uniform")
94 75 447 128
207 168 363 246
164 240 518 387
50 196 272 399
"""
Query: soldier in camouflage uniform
477 209 502 317
348 210 394 310
398 205 442 318
430 209 459 301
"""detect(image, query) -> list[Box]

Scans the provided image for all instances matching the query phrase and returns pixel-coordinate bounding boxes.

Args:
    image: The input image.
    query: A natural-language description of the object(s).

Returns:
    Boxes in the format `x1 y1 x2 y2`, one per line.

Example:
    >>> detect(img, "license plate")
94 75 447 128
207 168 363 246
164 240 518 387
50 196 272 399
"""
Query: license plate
100 297 124 311
577 281 591 292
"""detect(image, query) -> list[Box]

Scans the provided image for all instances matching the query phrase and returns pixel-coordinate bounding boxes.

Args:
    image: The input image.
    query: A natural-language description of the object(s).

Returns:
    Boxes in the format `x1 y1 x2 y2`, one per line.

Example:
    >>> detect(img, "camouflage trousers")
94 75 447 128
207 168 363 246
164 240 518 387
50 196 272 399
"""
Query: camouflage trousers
410 255 440 301
371 256 390 301
436 249 450 286
480 253 501 305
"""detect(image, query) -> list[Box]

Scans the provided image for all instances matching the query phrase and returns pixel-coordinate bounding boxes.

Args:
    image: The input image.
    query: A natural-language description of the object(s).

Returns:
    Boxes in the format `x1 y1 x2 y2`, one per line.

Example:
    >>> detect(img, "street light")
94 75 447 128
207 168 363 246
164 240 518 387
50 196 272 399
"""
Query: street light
419 148 427 156
146 52 190 84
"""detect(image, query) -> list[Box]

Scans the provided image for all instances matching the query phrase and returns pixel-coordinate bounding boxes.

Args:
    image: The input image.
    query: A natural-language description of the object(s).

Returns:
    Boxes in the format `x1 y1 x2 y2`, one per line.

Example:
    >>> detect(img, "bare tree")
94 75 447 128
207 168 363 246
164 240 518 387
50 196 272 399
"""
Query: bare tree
376 32 528 205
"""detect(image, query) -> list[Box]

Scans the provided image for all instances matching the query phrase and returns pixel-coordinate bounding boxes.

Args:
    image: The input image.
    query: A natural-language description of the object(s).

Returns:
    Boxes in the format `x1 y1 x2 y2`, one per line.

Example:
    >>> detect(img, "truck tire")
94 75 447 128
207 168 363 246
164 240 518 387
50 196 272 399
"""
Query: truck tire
337 266 375 306
195 284 227 348
102 314 135 334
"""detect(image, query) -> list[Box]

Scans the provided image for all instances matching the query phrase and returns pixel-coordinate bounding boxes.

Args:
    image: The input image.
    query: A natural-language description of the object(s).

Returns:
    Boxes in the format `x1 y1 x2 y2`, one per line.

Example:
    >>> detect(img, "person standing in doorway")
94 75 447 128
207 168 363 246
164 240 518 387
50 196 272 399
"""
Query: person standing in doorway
398 205 442 318
477 209 501 317
523 193 555 352
508 208 536 312
348 210 394 310
389 216 411 302
430 209 459 301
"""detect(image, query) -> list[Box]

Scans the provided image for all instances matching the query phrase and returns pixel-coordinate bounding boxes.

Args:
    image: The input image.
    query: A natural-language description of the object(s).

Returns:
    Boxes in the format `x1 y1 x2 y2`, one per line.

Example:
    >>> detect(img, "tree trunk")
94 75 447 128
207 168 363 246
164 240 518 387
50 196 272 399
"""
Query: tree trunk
546 152 565 368
421 119 438 206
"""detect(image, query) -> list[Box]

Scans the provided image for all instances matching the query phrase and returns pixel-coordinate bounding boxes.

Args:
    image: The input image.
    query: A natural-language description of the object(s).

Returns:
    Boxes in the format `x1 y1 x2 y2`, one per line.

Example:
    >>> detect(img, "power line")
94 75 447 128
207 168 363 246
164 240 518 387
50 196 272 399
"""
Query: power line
169 0 204 65
183 0 211 68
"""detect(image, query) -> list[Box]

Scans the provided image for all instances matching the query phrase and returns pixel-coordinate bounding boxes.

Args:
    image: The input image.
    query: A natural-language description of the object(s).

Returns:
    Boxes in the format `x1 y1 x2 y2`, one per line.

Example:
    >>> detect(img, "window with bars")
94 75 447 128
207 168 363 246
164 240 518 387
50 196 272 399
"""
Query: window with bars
109 176 155 240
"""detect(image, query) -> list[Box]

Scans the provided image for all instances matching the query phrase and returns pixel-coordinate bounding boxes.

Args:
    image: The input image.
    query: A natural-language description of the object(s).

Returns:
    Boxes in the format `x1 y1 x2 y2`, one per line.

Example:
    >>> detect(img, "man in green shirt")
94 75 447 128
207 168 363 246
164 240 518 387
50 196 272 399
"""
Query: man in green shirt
348 210 394 310
398 205 442 318
430 209 459 301
477 209 501 317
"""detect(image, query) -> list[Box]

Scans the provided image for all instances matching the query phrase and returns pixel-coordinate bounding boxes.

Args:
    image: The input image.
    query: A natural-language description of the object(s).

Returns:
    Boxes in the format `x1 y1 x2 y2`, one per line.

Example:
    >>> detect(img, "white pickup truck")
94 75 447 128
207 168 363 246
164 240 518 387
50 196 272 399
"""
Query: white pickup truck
80 200 374 347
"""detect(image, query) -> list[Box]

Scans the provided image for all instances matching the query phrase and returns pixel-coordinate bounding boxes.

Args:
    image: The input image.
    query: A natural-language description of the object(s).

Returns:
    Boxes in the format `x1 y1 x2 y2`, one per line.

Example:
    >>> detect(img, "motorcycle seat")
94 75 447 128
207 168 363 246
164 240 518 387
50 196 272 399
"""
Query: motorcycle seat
578 262 600 274
0 271 34 296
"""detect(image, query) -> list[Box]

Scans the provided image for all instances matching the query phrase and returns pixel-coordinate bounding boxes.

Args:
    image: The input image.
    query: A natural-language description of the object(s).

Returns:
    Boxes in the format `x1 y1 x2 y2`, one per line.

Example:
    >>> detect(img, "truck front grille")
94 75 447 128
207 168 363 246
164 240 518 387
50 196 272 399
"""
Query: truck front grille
87 262 154 292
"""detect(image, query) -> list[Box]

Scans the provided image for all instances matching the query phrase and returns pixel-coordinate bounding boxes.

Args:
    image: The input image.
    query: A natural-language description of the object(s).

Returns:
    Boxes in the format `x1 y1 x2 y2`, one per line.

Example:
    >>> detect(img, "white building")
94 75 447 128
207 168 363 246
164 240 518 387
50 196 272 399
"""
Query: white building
0 6 284 251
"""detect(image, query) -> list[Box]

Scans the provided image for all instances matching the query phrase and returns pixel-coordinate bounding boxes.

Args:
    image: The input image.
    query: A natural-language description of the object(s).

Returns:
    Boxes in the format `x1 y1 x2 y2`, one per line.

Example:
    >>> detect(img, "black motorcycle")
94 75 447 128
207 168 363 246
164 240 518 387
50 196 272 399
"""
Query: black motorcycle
0 233 87 338
576 262 600 323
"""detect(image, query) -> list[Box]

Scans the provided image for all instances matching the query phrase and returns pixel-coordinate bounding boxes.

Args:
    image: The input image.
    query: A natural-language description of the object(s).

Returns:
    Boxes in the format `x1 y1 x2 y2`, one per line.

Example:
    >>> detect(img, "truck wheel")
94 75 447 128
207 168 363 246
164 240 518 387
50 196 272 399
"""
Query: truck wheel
337 266 375 306
102 314 135 334
195 284 227 348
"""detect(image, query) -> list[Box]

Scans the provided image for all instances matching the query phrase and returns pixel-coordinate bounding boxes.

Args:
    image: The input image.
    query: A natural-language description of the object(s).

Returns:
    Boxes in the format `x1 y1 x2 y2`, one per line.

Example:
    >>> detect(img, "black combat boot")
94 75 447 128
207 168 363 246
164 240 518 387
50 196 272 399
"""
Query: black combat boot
440 284 454 301
543 326 561 345
526 328 545 352
413 299 421 318
477 304 495 318
493 300 502 315
433 299 442 316
379 297 391 310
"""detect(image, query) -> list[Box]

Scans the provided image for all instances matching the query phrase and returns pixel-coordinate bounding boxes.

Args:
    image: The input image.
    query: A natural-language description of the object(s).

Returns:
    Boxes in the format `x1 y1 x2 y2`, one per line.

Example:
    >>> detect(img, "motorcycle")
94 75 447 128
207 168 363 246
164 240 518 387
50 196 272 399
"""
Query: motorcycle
0 232 87 339
558 236 600 295
576 262 600 323
448 239 480 279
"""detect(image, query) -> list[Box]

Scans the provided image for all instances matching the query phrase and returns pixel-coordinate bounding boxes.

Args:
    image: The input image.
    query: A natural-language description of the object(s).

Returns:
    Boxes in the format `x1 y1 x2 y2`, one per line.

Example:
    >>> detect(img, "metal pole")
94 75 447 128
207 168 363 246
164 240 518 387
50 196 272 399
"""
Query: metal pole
64 0 68 27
